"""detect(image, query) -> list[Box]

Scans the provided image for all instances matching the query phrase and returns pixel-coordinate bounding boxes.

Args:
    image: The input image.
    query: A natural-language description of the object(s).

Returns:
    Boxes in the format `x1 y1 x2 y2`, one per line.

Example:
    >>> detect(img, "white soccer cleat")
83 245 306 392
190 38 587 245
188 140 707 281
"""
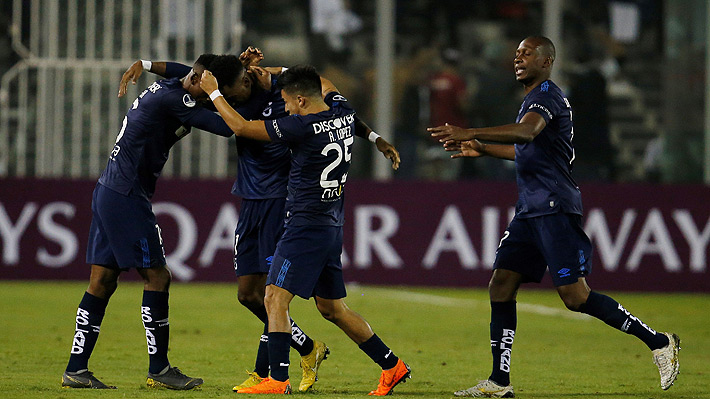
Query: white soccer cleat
652 332 680 390
454 379 514 397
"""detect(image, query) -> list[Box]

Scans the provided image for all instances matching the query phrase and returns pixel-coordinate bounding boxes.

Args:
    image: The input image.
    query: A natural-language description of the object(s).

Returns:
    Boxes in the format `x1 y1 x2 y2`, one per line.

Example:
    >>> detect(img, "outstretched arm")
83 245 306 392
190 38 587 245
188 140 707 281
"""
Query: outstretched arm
118 60 181 98
321 76 400 170
200 70 271 141
444 139 515 161
428 112 546 144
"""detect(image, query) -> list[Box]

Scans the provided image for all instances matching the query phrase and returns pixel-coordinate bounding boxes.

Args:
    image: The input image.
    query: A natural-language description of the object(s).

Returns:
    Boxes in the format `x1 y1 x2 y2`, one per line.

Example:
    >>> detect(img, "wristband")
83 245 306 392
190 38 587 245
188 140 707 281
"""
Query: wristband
209 90 223 101
368 131 381 143
141 59 152 71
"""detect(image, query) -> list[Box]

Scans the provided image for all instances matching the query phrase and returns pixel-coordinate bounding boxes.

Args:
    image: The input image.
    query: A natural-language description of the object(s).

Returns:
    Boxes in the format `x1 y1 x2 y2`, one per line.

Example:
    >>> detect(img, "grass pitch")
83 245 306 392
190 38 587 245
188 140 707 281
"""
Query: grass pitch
0 281 708 398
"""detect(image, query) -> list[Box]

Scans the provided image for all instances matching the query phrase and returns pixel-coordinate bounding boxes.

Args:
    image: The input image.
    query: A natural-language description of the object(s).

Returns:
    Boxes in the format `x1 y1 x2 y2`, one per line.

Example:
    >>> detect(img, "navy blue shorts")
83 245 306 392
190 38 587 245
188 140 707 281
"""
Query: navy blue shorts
86 183 165 270
494 212 592 287
233 197 286 277
267 225 346 300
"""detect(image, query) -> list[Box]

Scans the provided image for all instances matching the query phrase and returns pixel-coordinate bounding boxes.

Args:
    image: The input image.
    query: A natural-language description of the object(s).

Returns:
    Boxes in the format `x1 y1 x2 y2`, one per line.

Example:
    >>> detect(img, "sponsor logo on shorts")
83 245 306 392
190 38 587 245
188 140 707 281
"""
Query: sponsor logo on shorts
558 268 571 278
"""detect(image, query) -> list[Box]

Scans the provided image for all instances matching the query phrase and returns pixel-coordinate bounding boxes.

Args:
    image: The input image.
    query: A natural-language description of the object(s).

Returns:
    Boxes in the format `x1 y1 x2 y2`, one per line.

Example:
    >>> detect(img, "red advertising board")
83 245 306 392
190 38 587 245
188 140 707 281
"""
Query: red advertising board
1 178 708 291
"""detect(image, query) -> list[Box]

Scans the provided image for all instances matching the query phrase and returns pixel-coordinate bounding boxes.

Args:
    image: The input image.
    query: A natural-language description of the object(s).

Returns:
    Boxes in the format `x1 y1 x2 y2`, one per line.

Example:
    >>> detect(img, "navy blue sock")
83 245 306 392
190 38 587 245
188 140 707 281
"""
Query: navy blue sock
66 292 108 372
268 332 292 382
142 290 170 374
254 325 270 378
289 318 314 356
489 301 516 386
358 334 398 370
579 291 669 350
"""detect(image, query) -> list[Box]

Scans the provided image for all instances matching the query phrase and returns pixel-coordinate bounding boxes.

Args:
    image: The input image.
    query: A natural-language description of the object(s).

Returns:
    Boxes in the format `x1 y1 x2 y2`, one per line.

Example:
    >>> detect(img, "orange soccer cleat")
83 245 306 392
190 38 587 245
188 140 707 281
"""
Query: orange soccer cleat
368 359 411 396
236 377 292 394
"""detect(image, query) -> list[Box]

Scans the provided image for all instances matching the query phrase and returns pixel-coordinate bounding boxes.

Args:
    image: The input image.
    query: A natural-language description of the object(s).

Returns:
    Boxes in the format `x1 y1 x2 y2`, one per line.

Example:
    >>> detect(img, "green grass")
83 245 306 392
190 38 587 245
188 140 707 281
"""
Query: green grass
0 281 708 398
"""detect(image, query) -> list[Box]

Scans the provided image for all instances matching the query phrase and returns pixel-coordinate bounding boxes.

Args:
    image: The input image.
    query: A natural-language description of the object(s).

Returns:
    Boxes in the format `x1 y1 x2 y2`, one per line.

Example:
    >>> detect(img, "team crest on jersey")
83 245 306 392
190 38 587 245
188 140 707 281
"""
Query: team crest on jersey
183 94 196 107
262 101 273 117
331 94 347 102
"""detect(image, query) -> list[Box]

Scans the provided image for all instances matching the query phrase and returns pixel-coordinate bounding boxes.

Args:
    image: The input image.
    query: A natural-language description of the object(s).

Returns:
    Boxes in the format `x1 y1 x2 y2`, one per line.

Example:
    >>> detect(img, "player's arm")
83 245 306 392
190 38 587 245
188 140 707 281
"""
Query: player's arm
321 76 401 170
428 112 546 144
201 70 271 141
444 139 515 161
118 60 188 98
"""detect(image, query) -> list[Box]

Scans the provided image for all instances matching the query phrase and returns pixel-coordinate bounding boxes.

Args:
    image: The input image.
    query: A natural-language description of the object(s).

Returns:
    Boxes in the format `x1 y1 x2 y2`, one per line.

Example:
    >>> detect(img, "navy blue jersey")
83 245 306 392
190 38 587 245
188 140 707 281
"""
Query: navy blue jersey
513 80 583 217
264 91 355 226
163 62 290 199
98 78 232 199
231 76 290 199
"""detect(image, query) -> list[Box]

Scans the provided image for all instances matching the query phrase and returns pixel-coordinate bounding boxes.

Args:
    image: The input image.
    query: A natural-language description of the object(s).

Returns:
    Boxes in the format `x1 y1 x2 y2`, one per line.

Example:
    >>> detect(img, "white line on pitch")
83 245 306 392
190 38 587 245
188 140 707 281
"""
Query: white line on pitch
347 285 590 321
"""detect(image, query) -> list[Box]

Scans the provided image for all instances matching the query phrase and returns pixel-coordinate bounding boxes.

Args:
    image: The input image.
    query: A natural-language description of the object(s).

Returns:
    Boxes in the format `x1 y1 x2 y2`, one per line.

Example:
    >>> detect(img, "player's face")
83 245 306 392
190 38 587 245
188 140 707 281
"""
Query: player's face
514 39 547 84
225 68 253 102
184 67 208 99
281 89 302 116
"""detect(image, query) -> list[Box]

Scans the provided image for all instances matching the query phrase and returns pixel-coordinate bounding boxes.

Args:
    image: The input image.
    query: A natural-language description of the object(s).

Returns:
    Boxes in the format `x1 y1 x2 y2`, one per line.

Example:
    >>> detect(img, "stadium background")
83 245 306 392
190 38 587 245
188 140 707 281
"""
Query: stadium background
1 2 709 398
0 0 709 292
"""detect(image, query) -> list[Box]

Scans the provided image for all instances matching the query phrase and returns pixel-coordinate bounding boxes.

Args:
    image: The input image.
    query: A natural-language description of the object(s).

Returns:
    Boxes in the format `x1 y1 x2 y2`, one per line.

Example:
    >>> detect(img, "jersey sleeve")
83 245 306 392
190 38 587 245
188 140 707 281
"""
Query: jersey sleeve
164 62 192 79
163 89 233 137
524 90 561 124
323 91 370 138
264 115 309 144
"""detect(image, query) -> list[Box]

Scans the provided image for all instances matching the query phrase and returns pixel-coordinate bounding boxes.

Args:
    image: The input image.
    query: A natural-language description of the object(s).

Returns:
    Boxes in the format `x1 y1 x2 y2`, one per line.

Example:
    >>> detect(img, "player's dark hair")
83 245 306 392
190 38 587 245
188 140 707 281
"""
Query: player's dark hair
194 53 217 69
276 65 322 97
207 54 243 90
527 36 556 62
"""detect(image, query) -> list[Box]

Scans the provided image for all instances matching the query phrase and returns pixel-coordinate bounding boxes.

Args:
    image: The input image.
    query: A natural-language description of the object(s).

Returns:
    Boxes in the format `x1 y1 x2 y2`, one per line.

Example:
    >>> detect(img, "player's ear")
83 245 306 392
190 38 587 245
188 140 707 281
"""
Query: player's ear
543 56 552 68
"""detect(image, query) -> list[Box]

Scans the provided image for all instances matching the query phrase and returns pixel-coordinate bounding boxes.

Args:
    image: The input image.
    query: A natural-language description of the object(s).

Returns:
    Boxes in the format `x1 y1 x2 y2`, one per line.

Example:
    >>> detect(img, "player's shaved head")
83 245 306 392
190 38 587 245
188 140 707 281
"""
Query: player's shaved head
277 65 322 98
525 36 556 63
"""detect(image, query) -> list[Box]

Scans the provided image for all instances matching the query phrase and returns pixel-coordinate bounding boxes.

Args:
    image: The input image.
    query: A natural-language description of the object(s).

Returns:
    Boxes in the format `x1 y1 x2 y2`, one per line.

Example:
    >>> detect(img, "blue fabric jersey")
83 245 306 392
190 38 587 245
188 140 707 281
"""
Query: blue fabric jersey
163 63 290 199
231 76 290 199
264 91 354 227
514 80 583 218
98 78 232 199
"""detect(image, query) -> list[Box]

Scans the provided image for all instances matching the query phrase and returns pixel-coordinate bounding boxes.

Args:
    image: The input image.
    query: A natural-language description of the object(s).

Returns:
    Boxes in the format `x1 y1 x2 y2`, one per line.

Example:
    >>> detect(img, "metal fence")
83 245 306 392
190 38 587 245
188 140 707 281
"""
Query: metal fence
0 0 243 178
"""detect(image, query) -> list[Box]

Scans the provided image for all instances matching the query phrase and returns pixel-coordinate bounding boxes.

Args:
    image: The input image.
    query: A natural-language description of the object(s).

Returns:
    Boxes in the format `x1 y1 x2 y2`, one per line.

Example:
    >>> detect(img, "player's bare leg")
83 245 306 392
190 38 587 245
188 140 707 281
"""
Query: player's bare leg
87 265 120 299
563 277 679 390
314 297 410 396
237 273 268 322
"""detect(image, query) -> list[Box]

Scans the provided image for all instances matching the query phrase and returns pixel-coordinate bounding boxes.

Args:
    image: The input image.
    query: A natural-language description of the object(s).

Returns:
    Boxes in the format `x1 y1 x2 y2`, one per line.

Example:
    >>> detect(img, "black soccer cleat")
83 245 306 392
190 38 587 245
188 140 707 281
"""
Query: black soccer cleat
62 370 116 389
146 366 203 390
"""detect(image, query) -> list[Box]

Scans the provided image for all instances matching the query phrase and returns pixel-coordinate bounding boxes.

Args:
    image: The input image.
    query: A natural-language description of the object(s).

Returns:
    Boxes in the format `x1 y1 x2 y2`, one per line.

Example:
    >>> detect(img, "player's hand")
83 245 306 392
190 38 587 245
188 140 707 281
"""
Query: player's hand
239 46 264 67
444 139 486 158
248 66 272 90
375 137 401 170
118 60 144 98
428 123 473 142
200 70 219 97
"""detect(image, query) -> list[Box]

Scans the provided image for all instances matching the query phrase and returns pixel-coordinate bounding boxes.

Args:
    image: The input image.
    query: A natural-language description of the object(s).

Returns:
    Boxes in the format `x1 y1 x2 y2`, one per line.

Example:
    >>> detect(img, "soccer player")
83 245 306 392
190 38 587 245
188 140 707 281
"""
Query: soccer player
429 36 680 397
118 49 401 392
200 65 411 395
61 54 248 390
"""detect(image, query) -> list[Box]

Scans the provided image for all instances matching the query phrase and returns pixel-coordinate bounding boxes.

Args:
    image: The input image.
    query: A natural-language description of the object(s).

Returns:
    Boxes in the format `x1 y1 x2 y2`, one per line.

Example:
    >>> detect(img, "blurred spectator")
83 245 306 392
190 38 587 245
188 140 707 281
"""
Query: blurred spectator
418 48 468 180
470 39 520 181
392 46 437 179
309 0 362 67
